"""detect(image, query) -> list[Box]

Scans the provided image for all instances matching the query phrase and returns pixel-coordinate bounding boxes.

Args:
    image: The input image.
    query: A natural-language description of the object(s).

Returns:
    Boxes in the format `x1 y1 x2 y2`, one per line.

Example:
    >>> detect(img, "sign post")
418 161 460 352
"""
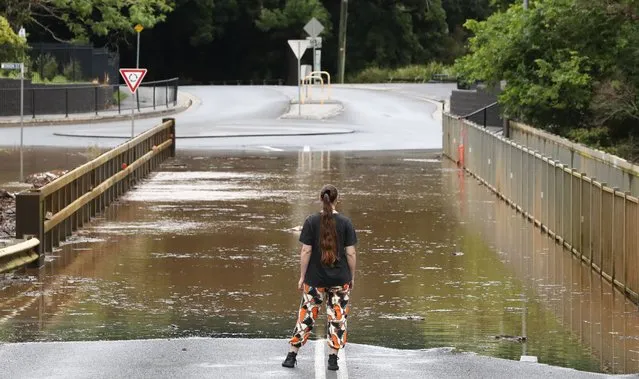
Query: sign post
119 68 148 138
304 18 325 77
287 40 310 115
134 24 143 115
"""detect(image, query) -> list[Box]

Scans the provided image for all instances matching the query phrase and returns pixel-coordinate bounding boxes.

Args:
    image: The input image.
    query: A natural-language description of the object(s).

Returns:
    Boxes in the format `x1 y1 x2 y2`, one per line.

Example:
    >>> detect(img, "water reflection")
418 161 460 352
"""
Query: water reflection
0 147 103 189
444 159 639 374
0 150 637 374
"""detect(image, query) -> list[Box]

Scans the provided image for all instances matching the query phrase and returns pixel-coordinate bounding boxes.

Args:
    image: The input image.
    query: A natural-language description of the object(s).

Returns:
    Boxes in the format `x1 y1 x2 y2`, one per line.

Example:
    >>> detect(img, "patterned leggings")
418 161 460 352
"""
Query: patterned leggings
289 283 351 350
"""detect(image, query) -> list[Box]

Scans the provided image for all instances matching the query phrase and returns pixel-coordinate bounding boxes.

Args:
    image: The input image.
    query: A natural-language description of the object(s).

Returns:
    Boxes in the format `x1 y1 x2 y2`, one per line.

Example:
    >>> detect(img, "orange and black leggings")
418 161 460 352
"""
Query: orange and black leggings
289 283 351 350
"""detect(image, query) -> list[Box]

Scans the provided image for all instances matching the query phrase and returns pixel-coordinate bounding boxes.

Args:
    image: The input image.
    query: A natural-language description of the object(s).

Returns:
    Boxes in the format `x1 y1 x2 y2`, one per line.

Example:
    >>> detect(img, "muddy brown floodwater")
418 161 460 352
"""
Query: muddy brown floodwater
1 149 639 374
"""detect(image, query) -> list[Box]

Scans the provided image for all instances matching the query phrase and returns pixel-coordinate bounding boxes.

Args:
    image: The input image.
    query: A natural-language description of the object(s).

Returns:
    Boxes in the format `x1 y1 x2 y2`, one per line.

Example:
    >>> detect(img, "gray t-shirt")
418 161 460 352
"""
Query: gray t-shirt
299 212 358 287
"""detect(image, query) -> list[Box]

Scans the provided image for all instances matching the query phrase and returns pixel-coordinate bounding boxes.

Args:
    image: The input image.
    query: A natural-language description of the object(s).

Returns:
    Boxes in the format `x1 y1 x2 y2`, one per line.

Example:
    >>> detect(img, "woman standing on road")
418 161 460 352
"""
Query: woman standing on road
282 184 358 371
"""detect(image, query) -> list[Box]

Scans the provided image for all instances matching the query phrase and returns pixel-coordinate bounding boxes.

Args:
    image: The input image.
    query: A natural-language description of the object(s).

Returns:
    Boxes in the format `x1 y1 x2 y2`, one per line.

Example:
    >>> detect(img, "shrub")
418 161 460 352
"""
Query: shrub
49 75 68 84
349 62 455 83
63 59 83 81
33 54 59 81
31 71 43 83
348 66 390 83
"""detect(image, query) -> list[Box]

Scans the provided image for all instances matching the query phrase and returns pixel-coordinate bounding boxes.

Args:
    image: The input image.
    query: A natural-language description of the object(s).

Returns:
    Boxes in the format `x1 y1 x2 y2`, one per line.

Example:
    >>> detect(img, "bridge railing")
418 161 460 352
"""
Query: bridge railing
15 118 176 267
508 121 639 197
443 113 639 303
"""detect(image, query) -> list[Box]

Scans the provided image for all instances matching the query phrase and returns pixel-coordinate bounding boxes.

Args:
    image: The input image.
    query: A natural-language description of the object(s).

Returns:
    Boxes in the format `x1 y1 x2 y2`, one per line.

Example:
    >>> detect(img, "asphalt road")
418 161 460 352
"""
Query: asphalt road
0 84 449 152
0 338 631 379
4 84 627 378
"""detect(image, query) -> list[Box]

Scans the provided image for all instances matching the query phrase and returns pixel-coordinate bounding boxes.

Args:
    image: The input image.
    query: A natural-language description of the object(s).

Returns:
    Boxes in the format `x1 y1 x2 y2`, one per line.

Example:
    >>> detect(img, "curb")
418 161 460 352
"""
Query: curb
0 94 194 128
279 102 344 120
52 129 355 140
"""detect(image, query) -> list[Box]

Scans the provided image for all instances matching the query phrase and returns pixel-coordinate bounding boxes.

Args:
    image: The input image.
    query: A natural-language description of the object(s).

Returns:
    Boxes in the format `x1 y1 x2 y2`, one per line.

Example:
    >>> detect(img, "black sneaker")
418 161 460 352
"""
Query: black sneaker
282 351 297 368
328 354 339 371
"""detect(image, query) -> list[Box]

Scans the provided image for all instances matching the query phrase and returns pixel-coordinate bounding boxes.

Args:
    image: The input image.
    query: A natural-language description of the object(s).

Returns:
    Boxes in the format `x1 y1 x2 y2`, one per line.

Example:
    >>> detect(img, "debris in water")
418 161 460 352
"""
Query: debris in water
379 314 425 321
494 335 527 342
451 251 464 256
25 170 67 189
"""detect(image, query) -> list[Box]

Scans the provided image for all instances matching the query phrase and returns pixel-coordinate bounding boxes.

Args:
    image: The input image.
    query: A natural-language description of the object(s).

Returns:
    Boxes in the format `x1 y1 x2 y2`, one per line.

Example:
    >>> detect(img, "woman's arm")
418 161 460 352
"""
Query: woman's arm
346 245 356 289
298 244 312 291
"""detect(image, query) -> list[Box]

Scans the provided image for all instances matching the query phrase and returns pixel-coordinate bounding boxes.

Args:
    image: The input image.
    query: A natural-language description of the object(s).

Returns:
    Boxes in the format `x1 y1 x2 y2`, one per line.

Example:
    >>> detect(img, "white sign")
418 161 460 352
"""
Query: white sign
119 68 147 94
305 37 322 49
304 17 324 38
288 40 310 59
1 63 21 70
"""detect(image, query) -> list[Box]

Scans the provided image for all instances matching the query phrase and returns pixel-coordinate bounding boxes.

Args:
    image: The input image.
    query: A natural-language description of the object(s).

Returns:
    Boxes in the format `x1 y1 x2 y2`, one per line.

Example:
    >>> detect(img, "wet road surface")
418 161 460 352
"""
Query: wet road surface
2 151 639 375
0 84 447 151
2 338 629 379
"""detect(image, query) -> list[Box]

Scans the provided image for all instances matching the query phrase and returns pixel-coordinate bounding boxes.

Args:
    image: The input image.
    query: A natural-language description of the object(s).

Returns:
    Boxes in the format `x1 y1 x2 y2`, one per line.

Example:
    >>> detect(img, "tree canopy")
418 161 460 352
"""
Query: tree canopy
0 15 26 63
455 0 639 159
120 0 501 82
0 0 173 43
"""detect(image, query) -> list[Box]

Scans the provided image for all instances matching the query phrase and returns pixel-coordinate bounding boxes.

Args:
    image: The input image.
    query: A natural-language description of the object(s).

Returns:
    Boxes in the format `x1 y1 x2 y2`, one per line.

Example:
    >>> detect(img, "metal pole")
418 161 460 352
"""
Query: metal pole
297 46 301 116
132 30 140 137
312 40 316 74
337 0 348 84
524 0 529 9
19 62 24 182
136 32 140 69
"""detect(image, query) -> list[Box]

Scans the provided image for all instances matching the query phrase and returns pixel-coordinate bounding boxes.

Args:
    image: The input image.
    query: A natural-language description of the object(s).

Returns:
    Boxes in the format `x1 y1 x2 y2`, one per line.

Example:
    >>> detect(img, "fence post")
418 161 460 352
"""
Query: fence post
483 108 487 128
15 192 44 267
164 117 176 157
31 89 35 118
504 118 510 138
94 86 98 115
174 81 178 106
599 182 607 272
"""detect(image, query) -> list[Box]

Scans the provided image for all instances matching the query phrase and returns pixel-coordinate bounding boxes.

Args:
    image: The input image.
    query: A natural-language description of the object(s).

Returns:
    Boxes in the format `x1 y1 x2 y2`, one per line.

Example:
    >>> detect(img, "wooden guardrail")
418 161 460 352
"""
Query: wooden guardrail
0 238 40 273
15 118 176 268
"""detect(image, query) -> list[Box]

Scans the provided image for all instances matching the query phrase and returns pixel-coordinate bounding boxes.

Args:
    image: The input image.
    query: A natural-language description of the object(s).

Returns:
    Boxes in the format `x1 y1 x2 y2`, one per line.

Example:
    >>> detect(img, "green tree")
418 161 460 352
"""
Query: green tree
441 0 493 60
345 0 449 73
256 0 332 82
256 0 331 34
0 15 26 63
0 0 173 43
455 0 639 159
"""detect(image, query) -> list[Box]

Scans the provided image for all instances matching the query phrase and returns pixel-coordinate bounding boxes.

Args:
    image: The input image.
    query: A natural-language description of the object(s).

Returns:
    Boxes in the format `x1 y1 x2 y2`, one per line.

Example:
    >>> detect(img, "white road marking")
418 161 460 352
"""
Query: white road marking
260 145 284 152
337 348 349 379
315 339 326 379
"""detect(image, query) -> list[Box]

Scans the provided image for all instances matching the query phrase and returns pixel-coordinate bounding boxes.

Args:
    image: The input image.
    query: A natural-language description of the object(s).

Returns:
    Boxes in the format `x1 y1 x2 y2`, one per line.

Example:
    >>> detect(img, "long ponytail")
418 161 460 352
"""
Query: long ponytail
320 185 338 266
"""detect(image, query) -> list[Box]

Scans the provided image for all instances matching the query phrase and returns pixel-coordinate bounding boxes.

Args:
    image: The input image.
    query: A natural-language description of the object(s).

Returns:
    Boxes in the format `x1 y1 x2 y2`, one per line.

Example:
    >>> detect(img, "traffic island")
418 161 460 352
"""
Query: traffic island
280 100 344 120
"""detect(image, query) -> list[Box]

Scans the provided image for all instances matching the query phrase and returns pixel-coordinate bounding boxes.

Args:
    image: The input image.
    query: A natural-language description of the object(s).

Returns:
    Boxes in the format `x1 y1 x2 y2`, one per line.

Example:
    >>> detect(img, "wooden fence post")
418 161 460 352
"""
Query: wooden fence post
15 192 44 267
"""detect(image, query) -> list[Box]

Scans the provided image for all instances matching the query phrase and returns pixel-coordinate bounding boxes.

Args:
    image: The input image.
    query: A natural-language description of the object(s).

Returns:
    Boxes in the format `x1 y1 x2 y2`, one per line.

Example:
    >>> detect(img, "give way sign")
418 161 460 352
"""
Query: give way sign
119 68 147 94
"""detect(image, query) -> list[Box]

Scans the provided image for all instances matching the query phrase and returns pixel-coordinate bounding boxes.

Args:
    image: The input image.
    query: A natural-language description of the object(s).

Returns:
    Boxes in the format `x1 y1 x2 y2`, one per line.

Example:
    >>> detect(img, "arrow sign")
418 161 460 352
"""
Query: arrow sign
304 17 324 38
119 68 147 94
288 40 310 59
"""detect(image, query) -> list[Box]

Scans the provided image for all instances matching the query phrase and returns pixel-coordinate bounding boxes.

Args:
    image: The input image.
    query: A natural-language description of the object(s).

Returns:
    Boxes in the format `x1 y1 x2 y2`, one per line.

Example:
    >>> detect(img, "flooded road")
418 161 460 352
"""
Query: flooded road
1 150 638 374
